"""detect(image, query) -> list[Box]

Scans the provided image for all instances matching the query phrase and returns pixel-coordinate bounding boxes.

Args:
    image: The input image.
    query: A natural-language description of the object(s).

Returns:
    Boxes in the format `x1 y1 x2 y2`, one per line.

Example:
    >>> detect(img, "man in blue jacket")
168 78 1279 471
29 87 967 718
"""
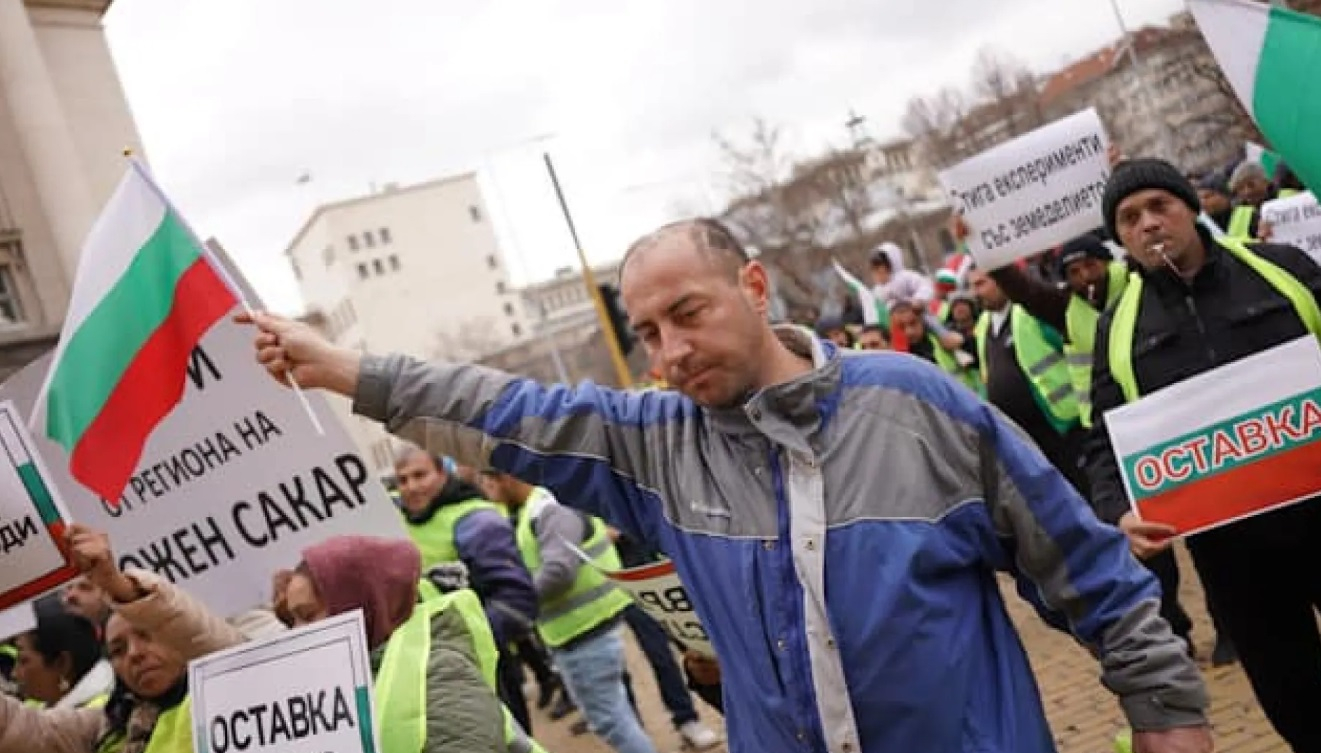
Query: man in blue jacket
242 217 1210 753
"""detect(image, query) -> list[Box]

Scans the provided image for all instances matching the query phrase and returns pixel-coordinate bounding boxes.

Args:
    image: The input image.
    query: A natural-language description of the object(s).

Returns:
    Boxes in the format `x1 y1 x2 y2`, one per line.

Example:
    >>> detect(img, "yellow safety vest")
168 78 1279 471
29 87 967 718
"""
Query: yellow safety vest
380 588 544 753
513 495 632 649
140 699 193 753
1279 189 1301 199
928 334 984 397
1107 238 1321 403
1227 205 1257 239
974 307 1079 434
1063 261 1131 428
405 498 503 569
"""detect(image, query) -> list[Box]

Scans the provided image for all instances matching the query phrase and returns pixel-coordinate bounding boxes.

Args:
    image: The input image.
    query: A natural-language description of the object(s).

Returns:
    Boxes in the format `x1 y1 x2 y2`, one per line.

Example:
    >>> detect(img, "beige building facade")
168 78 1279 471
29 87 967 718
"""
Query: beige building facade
0 0 144 375
286 173 527 473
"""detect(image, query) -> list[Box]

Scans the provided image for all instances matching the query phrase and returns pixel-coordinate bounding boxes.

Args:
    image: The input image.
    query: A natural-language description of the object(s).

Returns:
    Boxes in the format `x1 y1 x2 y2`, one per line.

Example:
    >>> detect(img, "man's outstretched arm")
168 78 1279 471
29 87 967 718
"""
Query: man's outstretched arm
242 312 685 549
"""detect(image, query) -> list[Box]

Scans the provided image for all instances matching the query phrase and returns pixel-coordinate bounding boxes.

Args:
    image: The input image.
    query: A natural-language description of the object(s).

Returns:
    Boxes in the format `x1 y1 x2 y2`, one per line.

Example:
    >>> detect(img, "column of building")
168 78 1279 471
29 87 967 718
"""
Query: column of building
0 0 98 289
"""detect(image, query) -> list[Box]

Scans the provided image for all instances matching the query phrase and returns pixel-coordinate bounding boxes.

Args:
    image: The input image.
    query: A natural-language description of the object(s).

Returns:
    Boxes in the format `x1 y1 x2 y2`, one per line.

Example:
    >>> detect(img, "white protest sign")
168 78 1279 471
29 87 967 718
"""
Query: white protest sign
1260 191 1321 263
190 609 379 753
940 108 1111 269
607 559 714 657
1106 337 1321 536
0 248 406 615
0 400 77 611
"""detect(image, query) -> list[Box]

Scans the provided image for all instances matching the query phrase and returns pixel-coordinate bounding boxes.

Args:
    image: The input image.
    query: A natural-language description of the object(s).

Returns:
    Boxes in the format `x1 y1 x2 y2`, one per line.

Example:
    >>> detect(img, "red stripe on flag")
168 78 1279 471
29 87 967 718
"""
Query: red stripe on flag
608 560 676 582
1135 439 1321 535
68 259 237 502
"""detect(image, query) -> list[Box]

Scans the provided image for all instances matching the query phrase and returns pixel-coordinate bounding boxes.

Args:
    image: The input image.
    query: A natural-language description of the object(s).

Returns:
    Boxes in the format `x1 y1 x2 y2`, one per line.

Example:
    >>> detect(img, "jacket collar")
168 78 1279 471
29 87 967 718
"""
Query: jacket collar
706 326 840 451
1139 224 1226 295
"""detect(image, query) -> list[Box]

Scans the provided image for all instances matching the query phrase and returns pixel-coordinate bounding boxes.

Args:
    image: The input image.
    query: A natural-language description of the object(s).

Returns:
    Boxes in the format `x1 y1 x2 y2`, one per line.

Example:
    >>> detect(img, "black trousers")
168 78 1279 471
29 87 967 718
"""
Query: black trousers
1142 549 1193 643
1187 502 1321 753
498 649 532 734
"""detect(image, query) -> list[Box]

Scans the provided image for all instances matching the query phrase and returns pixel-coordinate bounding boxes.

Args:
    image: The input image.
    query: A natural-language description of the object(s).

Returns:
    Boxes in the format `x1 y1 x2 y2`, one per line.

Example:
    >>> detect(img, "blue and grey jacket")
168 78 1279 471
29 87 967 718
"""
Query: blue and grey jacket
353 327 1207 753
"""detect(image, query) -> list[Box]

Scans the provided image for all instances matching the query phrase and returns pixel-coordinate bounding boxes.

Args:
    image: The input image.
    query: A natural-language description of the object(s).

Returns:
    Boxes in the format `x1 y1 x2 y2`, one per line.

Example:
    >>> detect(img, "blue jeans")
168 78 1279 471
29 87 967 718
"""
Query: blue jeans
552 626 658 753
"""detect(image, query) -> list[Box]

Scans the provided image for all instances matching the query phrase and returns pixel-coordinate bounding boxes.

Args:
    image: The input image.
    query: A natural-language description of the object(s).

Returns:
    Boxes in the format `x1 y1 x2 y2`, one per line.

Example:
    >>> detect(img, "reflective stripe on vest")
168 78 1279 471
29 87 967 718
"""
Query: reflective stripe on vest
1064 261 1130 428
1108 238 1321 403
974 307 1079 434
515 496 632 649
927 334 984 396
378 588 541 753
1227 205 1256 239
405 498 502 568
141 698 193 753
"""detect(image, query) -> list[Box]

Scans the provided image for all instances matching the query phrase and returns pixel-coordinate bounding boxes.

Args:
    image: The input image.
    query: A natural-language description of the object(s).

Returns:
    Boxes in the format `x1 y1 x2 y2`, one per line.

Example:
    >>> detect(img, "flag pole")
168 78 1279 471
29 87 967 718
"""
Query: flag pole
125 153 325 436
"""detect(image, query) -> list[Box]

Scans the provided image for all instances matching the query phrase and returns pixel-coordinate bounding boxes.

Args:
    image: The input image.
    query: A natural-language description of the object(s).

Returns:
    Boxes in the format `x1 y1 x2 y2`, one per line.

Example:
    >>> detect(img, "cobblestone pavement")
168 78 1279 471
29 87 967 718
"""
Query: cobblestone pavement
524 546 1284 753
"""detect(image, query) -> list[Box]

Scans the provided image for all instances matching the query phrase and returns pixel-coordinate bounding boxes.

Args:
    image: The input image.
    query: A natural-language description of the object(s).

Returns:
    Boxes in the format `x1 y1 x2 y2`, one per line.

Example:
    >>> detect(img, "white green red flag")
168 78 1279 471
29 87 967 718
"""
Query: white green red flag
31 163 239 502
831 260 888 327
1105 337 1321 535
1190 0 1321 191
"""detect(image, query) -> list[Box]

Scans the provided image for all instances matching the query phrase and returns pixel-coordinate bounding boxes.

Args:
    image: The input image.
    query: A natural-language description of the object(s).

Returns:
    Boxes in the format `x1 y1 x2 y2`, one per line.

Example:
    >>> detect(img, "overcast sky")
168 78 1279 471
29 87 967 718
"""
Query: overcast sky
103 0 1184 314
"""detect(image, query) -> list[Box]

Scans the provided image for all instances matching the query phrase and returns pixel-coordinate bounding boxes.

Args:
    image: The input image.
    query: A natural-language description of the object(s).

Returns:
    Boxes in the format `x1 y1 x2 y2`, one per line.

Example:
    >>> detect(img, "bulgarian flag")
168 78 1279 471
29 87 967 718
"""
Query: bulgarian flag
32 163 239 502
831 259 888 327
1190 0 1321 191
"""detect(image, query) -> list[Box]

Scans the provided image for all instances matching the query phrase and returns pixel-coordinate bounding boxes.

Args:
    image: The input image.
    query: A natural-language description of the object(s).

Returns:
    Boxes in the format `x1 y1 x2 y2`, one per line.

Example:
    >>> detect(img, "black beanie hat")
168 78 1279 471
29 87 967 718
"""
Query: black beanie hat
1102 158 1201 240
1057 234 1113 275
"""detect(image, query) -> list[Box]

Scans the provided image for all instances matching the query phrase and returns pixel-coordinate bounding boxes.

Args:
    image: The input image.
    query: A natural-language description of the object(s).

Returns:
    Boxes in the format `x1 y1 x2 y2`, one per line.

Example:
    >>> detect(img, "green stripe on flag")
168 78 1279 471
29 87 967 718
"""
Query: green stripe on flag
1254 7 1321 194
45 212 203 449
17 464 60 526
354 685 376 753
1121 387 1321 498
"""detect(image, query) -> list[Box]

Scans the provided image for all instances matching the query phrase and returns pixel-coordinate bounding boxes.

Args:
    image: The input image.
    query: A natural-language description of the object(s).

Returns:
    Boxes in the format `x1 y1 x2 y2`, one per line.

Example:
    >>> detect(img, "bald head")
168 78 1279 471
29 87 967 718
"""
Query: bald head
620 217 749 286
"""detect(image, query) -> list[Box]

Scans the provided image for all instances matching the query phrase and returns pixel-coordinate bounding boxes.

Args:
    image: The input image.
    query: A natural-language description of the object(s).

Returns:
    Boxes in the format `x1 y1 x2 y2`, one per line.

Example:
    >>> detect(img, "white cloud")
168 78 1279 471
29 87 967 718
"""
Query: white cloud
104 0 1183 314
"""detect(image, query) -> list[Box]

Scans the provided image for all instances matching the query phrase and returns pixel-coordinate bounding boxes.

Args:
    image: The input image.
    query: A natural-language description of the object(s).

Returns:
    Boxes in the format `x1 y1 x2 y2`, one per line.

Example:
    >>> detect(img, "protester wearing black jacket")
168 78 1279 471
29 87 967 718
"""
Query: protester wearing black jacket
1088 159 1321 753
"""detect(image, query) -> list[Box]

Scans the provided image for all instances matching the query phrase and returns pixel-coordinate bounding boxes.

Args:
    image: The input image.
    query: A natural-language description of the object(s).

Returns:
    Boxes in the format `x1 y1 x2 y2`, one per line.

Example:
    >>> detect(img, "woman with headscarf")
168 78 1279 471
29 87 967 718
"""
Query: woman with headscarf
0 523 247 753
13 606 113 711
272 535 544 753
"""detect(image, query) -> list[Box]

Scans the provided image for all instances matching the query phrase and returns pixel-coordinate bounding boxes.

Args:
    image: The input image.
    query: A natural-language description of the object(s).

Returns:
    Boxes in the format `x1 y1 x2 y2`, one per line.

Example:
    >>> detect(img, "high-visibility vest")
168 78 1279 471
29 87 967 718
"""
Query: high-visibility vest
975 306 1080 434
404 498 503 568
928 334 984 396
140 699 192 753
1227 205 1257 239
1063 261 1131 428
382 587 544 753
514 495 632 649
1107 237 1321 403
1279 189 1302 199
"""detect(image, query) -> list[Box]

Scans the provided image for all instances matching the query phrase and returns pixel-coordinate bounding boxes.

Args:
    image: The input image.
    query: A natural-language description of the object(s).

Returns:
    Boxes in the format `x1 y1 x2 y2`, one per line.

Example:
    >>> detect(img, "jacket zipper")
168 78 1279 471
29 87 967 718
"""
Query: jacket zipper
1182 294 1219 366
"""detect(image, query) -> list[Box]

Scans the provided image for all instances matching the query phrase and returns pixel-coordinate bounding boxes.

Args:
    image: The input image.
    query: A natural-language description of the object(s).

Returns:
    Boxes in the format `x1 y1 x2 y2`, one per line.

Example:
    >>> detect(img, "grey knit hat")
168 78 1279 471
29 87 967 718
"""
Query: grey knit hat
1102 159 1201 240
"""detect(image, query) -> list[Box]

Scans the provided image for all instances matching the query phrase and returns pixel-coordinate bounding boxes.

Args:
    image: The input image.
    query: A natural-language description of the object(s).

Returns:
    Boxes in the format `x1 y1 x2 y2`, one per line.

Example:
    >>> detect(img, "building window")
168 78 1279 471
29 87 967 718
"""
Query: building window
322 246 335 266
469 205 483 223
373 258 385 275
380 227 392 244
357 263 368 280
486 254 498 270
364 230 376 248
511 322 522 337
347 235 359 252
389 254 400 271
495 281 506 295
0 265 24 325
503 302 515 316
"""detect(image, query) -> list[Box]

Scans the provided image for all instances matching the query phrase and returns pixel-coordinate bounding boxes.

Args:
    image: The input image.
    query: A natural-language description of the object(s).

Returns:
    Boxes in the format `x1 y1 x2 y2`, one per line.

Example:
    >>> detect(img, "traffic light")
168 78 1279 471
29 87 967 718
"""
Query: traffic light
597 283 635 356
